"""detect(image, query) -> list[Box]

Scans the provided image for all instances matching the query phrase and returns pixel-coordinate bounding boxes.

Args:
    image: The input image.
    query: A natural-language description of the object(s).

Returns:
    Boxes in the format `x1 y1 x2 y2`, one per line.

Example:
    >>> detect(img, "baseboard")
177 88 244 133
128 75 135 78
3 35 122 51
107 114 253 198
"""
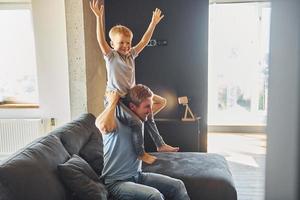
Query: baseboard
208 125 266 133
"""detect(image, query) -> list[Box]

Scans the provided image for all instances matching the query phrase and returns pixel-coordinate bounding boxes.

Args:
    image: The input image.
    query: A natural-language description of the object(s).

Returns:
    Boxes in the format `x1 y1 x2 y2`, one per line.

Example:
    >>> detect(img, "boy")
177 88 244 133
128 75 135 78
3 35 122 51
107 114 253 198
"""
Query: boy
90 0 178 164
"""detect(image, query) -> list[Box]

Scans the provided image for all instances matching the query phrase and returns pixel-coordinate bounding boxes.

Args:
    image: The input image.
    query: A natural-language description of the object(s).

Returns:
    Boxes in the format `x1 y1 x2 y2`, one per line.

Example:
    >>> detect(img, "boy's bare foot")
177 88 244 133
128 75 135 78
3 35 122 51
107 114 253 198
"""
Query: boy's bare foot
157 144 179 152
138 152 157 164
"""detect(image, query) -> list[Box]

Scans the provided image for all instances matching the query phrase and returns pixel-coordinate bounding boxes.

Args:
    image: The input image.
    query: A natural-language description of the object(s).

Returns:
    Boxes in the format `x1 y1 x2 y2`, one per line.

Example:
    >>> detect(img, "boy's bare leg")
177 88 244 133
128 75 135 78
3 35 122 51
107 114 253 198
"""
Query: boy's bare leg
152 94 167 115
138 152 157 164
146 93 167 148
95 91 120 134
131 123 157 165
149 94 180 152
145 114 165 147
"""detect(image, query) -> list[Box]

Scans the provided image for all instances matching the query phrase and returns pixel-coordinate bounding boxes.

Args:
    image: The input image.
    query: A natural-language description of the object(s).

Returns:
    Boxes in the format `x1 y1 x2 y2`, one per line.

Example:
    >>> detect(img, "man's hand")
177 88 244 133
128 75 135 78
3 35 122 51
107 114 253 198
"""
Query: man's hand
105 91 121 106
90 0 104 18
157 144 179 152
151 8 164 26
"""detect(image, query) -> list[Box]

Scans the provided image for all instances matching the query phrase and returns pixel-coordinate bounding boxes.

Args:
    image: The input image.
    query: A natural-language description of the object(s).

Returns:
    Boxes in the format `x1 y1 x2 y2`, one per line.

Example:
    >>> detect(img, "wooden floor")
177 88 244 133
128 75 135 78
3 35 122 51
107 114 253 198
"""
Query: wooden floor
208 132 266 200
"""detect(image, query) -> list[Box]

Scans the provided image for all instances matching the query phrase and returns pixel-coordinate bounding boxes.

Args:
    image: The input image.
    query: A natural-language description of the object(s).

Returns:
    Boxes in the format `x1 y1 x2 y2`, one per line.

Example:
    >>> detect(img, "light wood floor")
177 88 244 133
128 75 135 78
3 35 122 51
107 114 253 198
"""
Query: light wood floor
208 132 266 200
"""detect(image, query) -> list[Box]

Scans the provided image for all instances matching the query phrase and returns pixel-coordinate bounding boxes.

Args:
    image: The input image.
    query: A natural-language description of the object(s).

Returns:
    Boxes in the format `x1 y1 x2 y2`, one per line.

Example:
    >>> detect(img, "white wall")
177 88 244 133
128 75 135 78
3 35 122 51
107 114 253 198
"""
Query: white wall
32 0 71 125
265 0 299 199
0 0 71 126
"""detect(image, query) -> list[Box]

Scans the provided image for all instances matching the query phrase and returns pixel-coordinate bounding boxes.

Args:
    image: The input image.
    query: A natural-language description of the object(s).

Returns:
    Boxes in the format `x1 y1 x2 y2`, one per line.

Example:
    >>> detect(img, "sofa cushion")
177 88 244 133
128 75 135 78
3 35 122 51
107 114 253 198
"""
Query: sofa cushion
79 132 104 176
0 135 72 200
143 152 237 200
53 113 103 175
58 154 108 200
55 114 95 155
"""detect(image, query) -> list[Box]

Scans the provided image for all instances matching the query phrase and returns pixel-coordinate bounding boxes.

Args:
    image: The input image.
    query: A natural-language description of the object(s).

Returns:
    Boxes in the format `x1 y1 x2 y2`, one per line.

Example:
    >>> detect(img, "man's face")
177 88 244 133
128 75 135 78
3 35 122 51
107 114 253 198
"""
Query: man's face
130 97 152 121
110 34 132 55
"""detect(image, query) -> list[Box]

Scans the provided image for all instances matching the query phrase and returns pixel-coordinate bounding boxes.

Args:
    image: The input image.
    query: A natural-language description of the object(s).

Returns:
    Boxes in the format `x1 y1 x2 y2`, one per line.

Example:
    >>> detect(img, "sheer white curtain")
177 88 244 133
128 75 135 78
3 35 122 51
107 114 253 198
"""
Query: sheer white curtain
208 2 271 125
0 2 39 104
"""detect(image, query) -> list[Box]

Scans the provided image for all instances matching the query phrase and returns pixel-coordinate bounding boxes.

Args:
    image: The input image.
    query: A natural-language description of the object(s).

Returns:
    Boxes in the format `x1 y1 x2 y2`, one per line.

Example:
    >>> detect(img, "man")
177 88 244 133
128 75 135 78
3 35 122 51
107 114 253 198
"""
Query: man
101 84 190 200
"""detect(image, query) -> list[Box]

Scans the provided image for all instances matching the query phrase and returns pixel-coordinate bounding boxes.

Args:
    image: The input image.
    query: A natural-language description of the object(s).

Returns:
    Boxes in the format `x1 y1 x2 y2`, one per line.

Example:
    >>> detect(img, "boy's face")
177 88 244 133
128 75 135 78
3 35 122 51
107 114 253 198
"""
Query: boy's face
129 97 152 121
110 34 132 55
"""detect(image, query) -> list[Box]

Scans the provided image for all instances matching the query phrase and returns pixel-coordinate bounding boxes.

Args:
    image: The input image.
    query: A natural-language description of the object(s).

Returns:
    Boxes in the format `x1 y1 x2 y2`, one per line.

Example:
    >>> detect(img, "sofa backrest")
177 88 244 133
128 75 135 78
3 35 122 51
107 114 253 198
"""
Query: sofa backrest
0 113 103 200
53 113 103 175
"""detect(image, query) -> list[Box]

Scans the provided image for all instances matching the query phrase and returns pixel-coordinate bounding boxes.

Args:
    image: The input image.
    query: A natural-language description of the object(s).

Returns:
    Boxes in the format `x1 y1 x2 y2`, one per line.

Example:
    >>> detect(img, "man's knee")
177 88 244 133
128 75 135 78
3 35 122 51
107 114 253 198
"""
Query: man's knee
147 188 164 200
172 179 189 199
174 179 186 191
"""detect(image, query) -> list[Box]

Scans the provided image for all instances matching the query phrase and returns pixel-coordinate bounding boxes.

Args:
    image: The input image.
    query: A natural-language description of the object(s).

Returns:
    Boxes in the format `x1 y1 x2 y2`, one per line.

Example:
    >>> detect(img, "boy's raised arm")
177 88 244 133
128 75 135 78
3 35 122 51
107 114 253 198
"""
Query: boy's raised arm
134 8 164 55
90 0 111 56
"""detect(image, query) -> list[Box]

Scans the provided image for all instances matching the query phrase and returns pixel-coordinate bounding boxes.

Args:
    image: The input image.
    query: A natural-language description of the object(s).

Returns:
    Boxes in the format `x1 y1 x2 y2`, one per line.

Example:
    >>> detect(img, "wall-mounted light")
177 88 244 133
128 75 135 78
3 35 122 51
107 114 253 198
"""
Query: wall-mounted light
147 39 168 47
178 96 196 121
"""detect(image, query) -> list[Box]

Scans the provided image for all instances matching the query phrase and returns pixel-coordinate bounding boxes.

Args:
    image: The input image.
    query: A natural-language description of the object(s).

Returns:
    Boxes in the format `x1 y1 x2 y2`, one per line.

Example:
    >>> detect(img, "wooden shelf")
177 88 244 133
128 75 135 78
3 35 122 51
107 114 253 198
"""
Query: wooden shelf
0 103 39 109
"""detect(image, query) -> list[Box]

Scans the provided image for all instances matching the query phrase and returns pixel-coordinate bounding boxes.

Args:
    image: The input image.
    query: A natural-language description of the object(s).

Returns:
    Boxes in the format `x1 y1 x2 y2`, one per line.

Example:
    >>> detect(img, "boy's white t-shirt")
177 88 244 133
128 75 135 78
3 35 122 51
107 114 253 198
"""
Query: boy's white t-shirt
104 48 138 96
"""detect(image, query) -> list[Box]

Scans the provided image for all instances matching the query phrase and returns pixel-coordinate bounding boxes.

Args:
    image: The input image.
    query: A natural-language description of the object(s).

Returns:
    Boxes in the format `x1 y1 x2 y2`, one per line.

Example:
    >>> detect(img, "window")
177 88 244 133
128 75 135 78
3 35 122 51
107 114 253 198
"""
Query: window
0 2 39 105
208 2 271 125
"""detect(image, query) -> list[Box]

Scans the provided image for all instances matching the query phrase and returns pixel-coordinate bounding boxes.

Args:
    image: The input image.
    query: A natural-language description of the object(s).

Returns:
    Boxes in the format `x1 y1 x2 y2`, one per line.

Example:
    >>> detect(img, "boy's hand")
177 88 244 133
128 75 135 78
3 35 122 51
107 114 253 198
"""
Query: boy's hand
151 8 164 26
90 0 104 18
133 8 164 54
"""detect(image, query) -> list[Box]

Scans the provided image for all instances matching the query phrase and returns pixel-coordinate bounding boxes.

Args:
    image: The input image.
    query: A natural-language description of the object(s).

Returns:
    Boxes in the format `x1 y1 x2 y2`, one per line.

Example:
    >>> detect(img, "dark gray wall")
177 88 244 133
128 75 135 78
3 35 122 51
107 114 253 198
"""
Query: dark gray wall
104 0 208 149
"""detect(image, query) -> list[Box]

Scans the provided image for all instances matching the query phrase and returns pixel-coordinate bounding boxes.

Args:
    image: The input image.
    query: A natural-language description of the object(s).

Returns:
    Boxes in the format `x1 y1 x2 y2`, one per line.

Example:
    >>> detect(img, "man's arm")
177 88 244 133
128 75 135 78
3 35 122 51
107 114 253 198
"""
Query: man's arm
90 0 111 56
133 8 164 55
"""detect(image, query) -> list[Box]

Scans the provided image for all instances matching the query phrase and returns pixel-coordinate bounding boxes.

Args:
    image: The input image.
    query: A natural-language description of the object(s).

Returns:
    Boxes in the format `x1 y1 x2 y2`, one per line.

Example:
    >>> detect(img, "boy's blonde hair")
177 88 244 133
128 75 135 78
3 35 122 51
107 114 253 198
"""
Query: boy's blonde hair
109 25 133 40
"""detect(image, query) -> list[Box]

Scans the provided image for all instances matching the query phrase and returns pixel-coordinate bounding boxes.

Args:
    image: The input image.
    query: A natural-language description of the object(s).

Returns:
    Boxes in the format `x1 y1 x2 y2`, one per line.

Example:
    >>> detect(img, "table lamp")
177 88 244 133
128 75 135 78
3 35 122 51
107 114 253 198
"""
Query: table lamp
178 96 196 121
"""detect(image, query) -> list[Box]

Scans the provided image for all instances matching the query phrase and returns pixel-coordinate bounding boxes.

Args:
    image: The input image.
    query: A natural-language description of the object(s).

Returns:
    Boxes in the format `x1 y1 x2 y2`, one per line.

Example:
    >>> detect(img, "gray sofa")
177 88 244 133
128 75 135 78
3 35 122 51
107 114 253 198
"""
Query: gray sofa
0 113 237 200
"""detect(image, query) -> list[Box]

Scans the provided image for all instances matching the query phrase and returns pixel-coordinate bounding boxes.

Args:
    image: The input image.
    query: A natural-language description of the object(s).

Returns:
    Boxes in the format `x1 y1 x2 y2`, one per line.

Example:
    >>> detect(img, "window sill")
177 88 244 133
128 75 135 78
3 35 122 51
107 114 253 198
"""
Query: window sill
0 103 39 109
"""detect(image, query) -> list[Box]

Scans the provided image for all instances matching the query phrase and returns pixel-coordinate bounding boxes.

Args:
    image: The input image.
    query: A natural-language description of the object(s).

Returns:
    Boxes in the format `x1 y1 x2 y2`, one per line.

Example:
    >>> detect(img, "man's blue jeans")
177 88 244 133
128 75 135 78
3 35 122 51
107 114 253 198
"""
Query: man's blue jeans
106 172 190 200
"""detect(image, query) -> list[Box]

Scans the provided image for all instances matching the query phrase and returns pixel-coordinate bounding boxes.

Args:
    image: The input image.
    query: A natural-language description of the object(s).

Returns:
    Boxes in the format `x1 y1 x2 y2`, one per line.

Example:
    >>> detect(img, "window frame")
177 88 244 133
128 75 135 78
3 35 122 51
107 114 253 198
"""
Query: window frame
0 1 39 108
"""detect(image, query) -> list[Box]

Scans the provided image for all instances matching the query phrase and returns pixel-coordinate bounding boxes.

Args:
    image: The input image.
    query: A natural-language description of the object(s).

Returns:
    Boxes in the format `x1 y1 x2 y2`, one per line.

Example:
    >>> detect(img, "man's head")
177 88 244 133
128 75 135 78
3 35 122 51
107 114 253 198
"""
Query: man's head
109 25 133 55
126 84 153 121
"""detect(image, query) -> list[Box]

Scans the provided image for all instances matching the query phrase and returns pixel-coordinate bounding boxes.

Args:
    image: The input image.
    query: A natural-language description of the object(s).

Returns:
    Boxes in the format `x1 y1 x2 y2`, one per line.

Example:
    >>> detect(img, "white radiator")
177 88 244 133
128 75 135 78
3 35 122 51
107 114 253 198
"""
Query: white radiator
0 119 50 154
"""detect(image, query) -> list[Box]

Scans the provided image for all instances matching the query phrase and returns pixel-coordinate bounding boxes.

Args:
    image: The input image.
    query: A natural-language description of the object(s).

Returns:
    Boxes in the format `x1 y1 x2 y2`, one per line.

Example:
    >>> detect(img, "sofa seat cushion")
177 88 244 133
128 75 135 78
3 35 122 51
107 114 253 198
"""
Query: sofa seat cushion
58 154 108 200
142 152 237 200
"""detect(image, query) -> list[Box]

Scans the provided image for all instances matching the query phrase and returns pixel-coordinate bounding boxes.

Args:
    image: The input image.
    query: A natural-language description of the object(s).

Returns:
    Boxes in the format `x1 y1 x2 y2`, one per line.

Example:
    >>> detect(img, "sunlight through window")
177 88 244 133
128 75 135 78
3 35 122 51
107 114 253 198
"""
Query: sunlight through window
208 2 271 125
0 5 38 104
